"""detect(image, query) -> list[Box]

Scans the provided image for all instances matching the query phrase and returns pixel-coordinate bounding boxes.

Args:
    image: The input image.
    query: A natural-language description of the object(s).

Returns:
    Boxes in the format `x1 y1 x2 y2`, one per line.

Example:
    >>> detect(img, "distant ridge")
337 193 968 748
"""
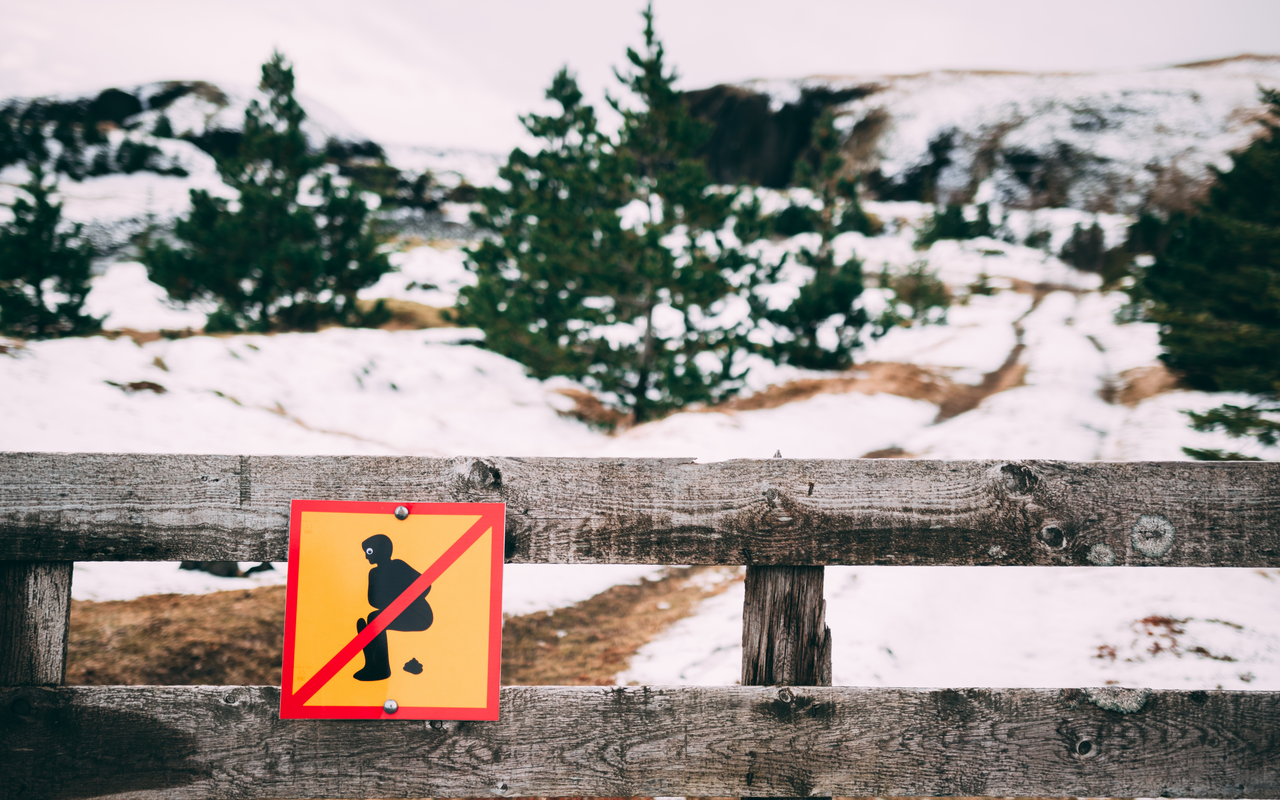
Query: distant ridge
1174 53 1280 69
689 56 1280 212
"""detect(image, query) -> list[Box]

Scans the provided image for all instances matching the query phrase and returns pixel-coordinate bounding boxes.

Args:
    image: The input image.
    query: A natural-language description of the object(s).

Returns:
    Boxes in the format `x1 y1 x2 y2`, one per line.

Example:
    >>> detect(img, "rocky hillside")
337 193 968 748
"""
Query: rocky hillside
5 55 1277 257
0 80 489 252
691 54 1280 214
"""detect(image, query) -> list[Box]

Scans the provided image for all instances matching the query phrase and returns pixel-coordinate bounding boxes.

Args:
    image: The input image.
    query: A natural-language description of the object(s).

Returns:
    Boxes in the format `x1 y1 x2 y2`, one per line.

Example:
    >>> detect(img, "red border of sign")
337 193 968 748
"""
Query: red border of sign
280 500 505 720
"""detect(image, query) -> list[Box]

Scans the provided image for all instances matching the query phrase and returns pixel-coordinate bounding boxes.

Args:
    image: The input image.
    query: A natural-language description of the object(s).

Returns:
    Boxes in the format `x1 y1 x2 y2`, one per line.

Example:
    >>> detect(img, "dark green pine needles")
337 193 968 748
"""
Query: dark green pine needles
460 7 768 425
1138 88 1280 459
755 108 881 370
142 51 391 333
462 5 883 424
0 163 100 339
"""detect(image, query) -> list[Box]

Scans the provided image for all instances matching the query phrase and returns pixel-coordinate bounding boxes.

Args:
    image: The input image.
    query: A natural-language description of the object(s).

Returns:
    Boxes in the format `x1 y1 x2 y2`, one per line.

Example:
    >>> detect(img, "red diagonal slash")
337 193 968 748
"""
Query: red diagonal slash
290 513 495 708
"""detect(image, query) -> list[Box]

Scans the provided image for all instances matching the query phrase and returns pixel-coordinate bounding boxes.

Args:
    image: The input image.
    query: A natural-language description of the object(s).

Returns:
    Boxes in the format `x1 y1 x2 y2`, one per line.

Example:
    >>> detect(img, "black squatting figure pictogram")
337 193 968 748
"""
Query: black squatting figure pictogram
353 534 433 681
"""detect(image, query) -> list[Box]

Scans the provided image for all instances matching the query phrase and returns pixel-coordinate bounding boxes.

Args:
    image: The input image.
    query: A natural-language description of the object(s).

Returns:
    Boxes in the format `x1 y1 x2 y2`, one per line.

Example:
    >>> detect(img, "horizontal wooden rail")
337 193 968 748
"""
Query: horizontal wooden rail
2 685 1276 799
3 452 1279 565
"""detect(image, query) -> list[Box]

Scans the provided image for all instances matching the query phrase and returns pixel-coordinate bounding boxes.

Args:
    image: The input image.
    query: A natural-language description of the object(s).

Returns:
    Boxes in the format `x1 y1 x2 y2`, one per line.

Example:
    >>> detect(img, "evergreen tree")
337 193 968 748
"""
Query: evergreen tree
757 109 879 370
143 52 390 332
152 114 174 139
1137 88 1280 459
1060 219 1133 286
1059 221 1105 272
0 163 100 338
462 68 621 383
460 7 762 424
915 202 994 248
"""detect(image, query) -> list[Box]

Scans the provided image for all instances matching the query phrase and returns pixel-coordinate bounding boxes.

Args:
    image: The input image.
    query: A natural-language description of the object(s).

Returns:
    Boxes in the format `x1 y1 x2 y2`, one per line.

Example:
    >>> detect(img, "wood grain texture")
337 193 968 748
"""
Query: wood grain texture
0 562 70 686
2 452 1279 566
742 566 831 687
1 685 1276 799
742 565 833 800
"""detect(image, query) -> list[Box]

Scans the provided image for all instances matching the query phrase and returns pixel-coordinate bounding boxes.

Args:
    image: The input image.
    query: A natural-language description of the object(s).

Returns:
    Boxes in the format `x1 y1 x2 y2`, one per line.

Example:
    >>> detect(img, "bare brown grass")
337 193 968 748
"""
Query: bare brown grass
553 388 633 430
96 298 454 346
1098 364 1184 407
100 327 201 345
712 349 1027 424
357 298 456 330
68 586 287 685
935 344 1027 421
554 344 1031 434
66 566 739 687
715 362 956 413
104 379 167 395
502 566 740 686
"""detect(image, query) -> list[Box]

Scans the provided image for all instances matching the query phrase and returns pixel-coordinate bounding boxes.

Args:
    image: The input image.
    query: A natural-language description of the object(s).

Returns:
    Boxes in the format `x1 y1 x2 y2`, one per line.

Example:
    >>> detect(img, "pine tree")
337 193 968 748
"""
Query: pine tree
1059 220 1106 272
462 68 622 383
460 7 762 424
915 202 994 248
0 163 100 338
152 114 174 139
143 52 390 332
758 109 879 370
1138 88 1280 459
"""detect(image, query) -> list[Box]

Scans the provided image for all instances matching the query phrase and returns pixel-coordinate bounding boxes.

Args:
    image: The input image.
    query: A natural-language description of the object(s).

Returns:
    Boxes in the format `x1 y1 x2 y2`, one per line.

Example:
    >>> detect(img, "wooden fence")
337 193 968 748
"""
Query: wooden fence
2 452 1278 799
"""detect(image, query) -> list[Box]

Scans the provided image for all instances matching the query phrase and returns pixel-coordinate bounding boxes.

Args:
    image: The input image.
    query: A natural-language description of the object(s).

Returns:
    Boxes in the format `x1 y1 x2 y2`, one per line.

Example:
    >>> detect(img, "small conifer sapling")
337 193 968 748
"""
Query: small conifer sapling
143 52 390 332
0 163 100 338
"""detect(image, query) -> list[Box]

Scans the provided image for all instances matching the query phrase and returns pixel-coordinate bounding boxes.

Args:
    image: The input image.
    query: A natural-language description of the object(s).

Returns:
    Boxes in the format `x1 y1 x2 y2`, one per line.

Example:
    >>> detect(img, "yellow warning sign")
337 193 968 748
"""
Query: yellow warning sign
280 500 504 720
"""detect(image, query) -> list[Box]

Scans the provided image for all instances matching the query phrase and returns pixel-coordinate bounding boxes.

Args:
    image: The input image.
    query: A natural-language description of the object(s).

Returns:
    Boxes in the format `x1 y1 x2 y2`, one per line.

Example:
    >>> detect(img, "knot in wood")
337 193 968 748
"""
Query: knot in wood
999 462 1040 498
1038 521 1070 550
467 459 501 490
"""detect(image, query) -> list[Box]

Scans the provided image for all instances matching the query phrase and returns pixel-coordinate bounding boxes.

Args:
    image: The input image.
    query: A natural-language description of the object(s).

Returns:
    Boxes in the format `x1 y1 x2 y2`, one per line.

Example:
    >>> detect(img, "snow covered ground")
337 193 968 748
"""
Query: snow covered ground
3 192 1278 692
622 566 1280 691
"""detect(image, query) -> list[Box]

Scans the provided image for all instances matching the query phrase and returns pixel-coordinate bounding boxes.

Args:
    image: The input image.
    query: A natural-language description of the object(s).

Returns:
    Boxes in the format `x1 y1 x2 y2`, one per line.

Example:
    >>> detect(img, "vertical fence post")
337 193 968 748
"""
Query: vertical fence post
0 562 72 685
742 564 832 800
741 565 832 687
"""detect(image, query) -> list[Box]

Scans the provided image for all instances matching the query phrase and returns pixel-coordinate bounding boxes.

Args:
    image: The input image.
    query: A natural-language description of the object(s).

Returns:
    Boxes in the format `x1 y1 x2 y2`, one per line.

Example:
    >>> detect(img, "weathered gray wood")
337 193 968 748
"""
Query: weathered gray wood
742 565 833 800
742 566 831 687
2 452 1279 566
0 562 70 686
1 685 1276 799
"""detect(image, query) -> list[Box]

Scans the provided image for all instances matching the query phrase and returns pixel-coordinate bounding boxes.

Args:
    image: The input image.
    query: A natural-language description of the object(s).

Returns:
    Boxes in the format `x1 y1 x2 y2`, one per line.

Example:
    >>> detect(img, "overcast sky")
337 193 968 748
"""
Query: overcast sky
3 0 1279 151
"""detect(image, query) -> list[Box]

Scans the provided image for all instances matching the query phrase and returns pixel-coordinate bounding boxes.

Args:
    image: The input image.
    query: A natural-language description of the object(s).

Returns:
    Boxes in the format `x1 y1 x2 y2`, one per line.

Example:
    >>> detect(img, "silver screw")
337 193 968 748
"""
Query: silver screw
394 506 409 520
383 699 399 714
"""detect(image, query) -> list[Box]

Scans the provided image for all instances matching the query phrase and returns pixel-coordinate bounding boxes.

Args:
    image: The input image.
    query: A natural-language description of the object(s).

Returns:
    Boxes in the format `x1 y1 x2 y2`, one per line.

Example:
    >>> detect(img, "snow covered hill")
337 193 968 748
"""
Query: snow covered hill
0 80 498 253
6 55 1278 253
3 63 1278 696
708 55 1280 213
5 199 1279 692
